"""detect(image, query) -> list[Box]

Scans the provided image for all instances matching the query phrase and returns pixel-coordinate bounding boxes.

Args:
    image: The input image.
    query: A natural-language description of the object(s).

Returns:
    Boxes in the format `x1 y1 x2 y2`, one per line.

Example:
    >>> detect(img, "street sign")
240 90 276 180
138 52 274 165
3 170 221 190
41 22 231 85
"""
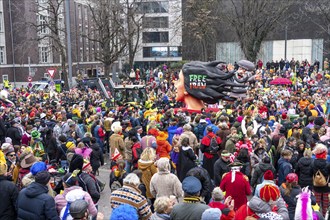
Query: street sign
47 68 56 78
28 76 32 82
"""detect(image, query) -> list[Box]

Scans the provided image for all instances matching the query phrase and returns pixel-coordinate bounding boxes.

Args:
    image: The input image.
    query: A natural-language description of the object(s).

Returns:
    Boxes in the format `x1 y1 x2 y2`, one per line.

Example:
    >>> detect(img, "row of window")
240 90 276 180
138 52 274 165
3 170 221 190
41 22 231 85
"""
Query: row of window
143 32 169 43
0 46 5 64
136 1 169 14
143 46 182 58
0 12 3 32
142 17 169 29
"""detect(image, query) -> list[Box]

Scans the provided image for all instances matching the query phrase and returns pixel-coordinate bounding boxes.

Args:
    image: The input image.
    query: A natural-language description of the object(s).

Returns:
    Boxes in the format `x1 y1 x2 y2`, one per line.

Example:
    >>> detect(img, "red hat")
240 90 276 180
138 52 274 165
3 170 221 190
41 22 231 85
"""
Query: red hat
281 113 287 120
263 170 274 180
286 173 298 183
260 184 280 202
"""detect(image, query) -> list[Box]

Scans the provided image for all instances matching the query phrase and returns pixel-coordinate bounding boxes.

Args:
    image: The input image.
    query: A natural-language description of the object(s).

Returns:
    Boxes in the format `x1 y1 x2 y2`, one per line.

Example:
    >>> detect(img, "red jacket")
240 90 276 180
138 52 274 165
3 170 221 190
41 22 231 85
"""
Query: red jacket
220 171 251 211
201 132 222 159
156 140 172 158
235 204 259 220
209 201 235 220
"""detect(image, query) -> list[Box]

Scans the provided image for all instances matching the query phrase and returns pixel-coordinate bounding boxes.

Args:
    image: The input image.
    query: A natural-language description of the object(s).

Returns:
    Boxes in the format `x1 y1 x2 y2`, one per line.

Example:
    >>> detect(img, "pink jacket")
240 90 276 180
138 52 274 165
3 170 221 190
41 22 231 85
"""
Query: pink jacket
54 186 97 217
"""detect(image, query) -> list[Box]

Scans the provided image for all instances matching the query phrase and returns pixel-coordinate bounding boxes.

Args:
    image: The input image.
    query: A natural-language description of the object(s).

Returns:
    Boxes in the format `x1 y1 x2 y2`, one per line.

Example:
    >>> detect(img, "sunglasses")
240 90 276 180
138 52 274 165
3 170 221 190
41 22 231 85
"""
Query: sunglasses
8 154 15 157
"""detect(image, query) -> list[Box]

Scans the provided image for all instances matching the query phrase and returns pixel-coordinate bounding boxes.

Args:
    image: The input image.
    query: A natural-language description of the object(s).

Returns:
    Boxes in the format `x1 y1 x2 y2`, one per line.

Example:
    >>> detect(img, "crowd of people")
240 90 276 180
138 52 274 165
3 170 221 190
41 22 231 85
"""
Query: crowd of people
0 57 330 220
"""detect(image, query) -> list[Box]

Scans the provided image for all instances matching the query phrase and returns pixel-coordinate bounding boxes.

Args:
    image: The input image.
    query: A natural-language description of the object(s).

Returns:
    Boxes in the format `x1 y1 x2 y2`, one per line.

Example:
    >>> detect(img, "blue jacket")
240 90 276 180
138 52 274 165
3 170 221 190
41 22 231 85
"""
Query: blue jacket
277 158 293 186
203 123 219 137
17 182 58 220
167 125 178 145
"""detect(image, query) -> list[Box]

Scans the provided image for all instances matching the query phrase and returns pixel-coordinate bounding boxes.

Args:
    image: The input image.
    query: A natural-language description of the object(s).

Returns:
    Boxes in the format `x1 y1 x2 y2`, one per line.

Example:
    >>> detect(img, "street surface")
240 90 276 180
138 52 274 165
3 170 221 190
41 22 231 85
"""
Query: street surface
98 162 112 218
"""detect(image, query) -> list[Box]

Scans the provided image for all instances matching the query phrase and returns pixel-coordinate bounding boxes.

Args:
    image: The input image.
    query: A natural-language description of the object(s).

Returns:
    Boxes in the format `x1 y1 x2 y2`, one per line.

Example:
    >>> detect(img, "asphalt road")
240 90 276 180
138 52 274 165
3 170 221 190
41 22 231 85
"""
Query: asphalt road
97 163 112 219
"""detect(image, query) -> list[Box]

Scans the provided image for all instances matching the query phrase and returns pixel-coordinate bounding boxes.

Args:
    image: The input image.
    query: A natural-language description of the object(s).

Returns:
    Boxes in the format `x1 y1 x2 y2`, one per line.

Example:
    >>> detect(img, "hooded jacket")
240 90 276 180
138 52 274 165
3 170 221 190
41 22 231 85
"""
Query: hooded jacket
156 140 172 159
277 157 293 186
54 186 97 217
235 196 289 220
312 158 330 193
17 182 58 220
138 159 157 199
250 162 276 187
0 175 18 220
296 157 313 188
90 143 104 170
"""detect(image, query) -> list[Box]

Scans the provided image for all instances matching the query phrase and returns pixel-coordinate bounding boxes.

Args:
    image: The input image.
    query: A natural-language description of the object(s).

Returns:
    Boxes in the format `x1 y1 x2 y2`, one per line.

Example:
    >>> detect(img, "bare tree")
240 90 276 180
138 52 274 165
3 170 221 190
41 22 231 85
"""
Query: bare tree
87 0 127 76
218 0 293 62
183 0 218 61
28 0 69 89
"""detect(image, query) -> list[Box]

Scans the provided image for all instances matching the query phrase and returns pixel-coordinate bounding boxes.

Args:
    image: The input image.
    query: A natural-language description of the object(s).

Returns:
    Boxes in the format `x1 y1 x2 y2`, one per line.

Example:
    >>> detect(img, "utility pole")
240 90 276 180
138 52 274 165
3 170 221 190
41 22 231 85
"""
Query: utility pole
284 25 288 61
8 0 16 87
65 0 73 89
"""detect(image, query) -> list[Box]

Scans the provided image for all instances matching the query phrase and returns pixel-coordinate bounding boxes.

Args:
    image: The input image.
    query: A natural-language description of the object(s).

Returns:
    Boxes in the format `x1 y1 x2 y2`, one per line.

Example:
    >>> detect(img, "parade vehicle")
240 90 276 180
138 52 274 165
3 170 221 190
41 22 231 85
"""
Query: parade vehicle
79 77 147 106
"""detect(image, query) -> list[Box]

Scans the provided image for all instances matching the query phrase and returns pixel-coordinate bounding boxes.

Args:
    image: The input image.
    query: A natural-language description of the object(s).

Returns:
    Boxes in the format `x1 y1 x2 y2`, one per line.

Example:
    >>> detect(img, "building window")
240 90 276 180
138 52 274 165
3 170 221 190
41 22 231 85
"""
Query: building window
0 47 5 64
38 15 47 34
143 32 169 43
0 12 3 32
78 5 82 19
2 75 8 83
39 47 49 63
143 46 182 58
137 1 169 14
143 17 168 28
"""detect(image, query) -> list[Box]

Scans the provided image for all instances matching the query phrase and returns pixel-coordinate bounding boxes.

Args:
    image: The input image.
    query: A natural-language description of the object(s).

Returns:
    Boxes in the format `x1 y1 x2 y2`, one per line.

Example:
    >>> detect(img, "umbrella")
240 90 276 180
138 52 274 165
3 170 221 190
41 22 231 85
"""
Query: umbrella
269 78 292 85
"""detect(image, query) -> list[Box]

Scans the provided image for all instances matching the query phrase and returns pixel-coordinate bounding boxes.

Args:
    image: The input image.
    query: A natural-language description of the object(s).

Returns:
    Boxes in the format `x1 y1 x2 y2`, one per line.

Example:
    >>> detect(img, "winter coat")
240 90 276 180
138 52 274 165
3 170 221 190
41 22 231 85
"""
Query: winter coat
213 158 230 186
140 135 156 150
90 143 104 170
320 127 330 142
44 136 58 160
194 122 207 141
220 171 251 210
225 138 236 154
54 185 97 216
167 125 178 145
156 140 172 159
170 197 209 220
179 131 199 150
150 171 183 199
235 196 289 220
111 184 152 220
138 159 158 199
6 126 22 145
186 166 213 201
0 176 18 220
177 146 196 182
278 157 293 186
216 128 231 150
124 137 134 161
280 184 303 220
312 158 330 193
17 182 58 220
79 172 100 203
132 142 142 169
109 133 125 159
251 162 276 187
296 157 313 188
150 213 171 220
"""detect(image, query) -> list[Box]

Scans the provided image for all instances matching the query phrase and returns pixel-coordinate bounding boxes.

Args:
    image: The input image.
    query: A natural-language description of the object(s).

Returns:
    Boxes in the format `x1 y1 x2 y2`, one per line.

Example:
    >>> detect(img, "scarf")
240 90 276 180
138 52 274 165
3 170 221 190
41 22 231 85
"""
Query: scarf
316 151 327 159
183 196 203 204
156 213 170 220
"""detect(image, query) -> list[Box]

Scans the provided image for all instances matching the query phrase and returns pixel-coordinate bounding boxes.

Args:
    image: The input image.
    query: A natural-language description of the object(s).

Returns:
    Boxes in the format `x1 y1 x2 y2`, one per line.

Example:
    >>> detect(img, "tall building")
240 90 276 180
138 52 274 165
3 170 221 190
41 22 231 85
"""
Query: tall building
0 0 101 84
133 0 182 68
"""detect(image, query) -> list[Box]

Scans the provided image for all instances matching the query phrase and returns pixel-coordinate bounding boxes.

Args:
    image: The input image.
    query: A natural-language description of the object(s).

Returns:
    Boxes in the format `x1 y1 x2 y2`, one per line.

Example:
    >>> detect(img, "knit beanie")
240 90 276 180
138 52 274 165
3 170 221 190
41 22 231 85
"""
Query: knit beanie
201 208 222 220
35 171 51 185
30 162 47 176
263 170 274 181
110 204 139 220
260 184 280 202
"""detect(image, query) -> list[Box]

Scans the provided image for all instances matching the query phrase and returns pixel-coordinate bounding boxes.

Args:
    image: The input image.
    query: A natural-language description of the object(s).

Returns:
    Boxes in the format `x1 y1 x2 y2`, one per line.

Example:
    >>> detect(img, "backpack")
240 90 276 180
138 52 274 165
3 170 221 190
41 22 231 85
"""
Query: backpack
208 135 219 154
313 170 329 187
